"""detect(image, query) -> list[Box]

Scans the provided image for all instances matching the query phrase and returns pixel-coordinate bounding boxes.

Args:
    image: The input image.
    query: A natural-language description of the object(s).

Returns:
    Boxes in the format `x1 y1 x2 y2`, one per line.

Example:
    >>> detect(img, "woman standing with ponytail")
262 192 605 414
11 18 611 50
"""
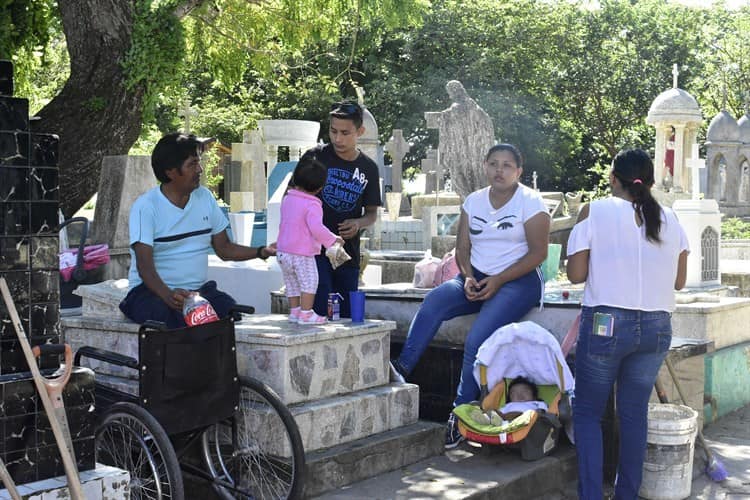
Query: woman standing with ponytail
566 148 689 499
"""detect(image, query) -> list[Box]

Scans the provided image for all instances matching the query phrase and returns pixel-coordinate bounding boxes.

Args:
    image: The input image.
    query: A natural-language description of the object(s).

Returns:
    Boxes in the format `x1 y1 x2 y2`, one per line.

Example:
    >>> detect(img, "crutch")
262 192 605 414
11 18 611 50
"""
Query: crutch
0 459 22 500
0 277 84 499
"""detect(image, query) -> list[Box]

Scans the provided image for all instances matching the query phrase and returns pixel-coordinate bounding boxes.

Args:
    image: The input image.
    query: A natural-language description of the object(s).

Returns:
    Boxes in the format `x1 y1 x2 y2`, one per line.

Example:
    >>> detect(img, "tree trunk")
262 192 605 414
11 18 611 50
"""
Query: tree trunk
34 0 145 216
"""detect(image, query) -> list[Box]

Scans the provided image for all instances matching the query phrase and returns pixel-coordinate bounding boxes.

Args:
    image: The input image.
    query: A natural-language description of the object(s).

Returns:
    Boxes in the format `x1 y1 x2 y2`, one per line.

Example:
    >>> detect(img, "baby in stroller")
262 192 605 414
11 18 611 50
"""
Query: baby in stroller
500 376 549 418
452 321 574 460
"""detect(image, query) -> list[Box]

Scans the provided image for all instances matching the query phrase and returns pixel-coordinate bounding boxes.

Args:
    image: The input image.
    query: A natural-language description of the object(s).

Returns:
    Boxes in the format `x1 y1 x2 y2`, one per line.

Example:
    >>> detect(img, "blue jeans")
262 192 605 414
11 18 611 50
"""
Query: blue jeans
574 305 672 500
313 254 359 318
396 267 542 406
119 280 236 329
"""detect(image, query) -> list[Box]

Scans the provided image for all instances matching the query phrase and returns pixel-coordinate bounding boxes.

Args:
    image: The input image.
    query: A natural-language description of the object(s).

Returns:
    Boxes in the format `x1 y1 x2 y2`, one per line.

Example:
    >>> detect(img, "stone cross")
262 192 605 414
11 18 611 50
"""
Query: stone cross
355 86 365 106
178 98 198 134
385 130 410 192
422 148 437 195
532 171 538 191
686 144 705 201
672 63 679 89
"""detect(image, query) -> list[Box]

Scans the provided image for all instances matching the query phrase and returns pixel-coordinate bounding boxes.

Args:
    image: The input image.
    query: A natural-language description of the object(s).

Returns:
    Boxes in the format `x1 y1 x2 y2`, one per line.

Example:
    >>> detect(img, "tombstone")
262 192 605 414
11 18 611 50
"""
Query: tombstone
384 129 411 216
424 80 495 199
646 65 702 194
178 97 198 134
385 129 409 192
231 129 266 211
0 58 97 487
673 149 722 288
422 148 437 195
91 155 157 280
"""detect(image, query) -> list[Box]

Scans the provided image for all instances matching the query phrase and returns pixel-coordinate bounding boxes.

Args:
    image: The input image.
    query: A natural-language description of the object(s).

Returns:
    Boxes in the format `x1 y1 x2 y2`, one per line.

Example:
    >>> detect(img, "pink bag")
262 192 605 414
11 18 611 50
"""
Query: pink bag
59 243 111 282
432 249 460 287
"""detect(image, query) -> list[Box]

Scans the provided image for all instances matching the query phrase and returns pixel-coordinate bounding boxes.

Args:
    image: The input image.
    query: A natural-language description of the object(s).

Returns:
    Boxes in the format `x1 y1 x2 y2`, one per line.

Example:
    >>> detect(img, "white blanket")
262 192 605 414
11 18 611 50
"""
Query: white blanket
473 321 575 393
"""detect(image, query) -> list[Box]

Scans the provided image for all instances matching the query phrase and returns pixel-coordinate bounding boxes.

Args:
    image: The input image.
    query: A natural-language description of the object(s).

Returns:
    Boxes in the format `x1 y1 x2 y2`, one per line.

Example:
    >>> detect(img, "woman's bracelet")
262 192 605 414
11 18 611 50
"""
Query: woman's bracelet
256 245 268 260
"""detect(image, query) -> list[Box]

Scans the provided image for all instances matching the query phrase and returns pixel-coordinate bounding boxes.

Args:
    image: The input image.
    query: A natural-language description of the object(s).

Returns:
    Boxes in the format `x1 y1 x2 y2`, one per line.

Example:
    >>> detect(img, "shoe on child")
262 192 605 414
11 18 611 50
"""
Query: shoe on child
298 310 327 324
288 307 301 323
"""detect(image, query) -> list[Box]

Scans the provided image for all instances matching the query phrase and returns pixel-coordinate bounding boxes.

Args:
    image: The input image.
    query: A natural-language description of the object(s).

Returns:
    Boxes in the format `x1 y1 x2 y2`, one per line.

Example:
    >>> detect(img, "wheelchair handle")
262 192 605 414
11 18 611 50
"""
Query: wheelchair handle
74 346 139 370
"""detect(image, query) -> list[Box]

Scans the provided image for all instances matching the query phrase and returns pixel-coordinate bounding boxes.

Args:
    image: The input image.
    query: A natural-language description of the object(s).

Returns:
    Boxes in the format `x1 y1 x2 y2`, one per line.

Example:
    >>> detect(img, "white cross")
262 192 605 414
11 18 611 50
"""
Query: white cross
686 144 705 200
532 171 538 191
672 64 679 89
178 98 198 134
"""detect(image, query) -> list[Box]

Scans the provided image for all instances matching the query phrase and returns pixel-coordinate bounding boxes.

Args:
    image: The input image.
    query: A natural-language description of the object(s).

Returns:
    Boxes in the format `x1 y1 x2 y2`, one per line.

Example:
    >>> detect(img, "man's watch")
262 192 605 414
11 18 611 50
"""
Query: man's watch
256 245 268 260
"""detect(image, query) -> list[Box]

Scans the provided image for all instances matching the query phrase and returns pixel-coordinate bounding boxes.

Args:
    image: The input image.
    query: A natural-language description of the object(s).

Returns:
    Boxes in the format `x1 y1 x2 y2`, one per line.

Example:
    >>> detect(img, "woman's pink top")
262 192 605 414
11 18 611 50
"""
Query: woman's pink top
277 189 338 256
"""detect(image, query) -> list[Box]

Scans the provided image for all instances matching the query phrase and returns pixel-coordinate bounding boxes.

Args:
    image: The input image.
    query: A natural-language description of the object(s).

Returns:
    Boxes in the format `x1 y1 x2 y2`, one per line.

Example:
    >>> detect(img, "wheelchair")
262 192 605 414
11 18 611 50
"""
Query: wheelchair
74 306 305 500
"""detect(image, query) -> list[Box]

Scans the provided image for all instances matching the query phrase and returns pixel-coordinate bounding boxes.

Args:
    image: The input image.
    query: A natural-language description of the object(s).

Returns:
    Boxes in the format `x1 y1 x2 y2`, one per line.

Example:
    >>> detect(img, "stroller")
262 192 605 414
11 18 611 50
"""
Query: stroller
452 321 575 460
59 216 110 309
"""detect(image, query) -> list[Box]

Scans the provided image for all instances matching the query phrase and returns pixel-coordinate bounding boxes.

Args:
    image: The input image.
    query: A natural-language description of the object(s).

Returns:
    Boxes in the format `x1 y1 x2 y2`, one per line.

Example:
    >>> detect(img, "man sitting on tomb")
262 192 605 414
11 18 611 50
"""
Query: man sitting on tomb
298 101 381 318
119 132 276 328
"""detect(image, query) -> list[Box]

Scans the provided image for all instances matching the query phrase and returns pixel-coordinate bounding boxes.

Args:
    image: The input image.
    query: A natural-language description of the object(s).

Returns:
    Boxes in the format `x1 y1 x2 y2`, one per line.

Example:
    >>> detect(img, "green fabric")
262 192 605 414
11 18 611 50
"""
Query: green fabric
453 403 535 435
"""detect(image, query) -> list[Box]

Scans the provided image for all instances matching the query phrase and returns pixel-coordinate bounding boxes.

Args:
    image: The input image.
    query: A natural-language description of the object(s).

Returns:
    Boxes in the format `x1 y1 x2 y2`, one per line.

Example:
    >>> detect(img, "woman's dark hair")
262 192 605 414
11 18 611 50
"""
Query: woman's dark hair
612 148 662 243
292 158 329 192
485 143 523 168
507 376 539 401
151 132 202 183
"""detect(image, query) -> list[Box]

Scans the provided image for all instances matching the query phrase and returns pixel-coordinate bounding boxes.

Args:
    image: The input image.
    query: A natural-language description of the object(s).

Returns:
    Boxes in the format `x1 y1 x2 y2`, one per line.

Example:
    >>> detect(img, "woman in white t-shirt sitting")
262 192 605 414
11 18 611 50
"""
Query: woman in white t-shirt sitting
566 148 689 500
389 144 551 449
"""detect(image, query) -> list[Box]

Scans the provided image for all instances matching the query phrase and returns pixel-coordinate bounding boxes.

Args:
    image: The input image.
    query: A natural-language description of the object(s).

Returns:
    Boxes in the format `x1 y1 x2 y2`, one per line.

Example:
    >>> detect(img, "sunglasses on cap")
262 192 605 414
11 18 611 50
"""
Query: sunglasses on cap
330 101 361 115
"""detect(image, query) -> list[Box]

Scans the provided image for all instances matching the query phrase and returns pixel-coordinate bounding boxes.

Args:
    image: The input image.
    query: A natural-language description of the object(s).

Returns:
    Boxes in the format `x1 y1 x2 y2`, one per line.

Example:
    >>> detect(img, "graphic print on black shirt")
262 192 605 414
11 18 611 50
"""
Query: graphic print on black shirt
300 144 381 267
322 167 369 212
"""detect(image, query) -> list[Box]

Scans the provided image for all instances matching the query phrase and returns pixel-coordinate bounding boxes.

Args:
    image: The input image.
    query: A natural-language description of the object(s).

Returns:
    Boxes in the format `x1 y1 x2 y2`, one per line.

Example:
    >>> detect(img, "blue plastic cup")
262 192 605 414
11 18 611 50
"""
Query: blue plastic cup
349 291 366 323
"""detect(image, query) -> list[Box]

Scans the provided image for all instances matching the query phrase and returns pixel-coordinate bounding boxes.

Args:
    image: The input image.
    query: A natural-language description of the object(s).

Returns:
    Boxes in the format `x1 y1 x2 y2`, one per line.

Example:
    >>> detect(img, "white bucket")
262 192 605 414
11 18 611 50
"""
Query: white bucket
639 403 698 500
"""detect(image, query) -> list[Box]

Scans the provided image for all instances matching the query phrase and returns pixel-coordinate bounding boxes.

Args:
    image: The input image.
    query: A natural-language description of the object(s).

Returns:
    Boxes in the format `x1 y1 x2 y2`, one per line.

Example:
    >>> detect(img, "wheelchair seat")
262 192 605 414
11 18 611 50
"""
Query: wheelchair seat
138 316 240 435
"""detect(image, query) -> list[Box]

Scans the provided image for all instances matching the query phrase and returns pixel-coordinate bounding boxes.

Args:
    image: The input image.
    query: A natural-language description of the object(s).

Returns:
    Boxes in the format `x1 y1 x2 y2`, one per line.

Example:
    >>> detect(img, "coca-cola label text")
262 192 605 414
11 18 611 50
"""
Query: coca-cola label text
183 295 219 326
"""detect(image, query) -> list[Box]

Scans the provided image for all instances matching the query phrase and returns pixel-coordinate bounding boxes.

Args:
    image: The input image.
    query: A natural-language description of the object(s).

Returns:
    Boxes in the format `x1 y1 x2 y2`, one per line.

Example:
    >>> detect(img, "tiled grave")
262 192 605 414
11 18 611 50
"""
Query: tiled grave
0 60 97 487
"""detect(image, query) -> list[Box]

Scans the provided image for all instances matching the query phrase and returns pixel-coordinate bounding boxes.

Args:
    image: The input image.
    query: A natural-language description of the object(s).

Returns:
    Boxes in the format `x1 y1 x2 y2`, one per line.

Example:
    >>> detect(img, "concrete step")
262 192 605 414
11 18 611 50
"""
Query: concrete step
287 382 420 454
314 439 577 500
305 420 444 497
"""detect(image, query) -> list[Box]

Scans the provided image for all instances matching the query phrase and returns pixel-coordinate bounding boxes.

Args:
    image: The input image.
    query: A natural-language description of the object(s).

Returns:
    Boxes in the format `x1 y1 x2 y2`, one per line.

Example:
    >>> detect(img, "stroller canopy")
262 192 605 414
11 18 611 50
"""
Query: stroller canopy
473 321 575 394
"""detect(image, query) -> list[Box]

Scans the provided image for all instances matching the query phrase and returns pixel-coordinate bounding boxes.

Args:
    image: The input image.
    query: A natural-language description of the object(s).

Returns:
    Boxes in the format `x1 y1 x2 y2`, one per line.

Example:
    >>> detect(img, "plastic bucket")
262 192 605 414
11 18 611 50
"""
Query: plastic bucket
639 403 698 500
541 243 562 282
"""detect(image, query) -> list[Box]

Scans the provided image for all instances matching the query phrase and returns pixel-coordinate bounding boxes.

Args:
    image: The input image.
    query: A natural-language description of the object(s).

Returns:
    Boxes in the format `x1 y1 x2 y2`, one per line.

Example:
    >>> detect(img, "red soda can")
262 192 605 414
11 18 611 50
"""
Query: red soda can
183 293 219 326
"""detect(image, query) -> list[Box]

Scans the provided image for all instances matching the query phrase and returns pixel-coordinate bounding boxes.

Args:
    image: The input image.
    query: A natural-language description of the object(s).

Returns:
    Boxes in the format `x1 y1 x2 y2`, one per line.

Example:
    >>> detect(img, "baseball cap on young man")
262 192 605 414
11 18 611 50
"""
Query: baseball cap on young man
330 101 364 128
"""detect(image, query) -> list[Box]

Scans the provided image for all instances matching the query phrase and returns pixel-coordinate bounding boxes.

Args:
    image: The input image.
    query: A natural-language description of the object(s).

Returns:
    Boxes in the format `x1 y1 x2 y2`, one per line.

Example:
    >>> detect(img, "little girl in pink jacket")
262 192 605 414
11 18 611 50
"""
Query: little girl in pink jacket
277 158 344 324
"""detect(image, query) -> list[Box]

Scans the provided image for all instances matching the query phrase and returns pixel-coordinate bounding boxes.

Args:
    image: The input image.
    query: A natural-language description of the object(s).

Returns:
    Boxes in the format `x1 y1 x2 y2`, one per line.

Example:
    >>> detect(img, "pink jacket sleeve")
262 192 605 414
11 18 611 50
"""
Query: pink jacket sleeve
306 204 338 248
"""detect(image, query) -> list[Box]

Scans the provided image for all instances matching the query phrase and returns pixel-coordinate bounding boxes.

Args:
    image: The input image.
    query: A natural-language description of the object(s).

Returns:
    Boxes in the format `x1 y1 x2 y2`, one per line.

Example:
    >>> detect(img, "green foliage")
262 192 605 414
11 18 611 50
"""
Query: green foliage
722 217 750 240
122 0 186 118
1 0 68 114
85 96 107 112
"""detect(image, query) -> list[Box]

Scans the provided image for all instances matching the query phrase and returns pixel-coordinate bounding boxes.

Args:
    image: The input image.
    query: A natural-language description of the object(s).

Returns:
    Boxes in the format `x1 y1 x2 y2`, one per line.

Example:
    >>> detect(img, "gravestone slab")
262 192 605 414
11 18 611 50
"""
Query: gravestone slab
234 315 394 405
90 155 155 250
90 155 156 280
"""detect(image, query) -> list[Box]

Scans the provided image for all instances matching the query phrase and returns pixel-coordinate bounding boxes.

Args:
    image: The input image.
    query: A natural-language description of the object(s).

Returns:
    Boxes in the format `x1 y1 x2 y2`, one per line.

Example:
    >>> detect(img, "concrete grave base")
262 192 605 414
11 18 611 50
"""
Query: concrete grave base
251 382 420 455
0 465 130 500
234 316 395 405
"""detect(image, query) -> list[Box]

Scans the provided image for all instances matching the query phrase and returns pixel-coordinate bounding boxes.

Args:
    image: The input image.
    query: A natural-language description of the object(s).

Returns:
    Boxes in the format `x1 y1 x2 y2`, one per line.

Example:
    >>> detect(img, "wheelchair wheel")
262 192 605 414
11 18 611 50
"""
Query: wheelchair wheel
96 402 184 500
201 376 305 499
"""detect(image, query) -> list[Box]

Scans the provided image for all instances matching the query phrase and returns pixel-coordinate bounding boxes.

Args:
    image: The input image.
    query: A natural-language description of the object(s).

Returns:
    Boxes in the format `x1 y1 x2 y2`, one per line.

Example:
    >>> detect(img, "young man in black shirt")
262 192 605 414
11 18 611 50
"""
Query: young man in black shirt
300 101 381 318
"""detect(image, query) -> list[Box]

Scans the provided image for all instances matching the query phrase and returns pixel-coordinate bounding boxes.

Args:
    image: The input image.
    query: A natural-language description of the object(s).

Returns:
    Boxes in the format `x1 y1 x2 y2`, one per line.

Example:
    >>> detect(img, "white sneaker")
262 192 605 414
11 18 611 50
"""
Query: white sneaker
288 307 301 323
298 310 327 324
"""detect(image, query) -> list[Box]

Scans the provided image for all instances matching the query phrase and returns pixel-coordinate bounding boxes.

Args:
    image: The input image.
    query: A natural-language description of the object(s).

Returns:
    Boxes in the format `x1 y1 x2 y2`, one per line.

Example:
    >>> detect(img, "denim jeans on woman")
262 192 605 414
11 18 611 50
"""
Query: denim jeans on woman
396 267 542 406
574 305 672 500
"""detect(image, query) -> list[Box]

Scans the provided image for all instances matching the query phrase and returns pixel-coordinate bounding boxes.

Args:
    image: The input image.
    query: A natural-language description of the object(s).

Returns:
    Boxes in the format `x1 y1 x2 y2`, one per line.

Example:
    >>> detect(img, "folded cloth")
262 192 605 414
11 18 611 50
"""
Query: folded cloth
326 243 351 269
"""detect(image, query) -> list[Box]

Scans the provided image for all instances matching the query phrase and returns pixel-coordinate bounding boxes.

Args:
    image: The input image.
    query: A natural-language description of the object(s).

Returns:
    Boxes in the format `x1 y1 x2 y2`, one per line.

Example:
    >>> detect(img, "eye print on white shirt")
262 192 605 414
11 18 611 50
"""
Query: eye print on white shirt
469 215 517 235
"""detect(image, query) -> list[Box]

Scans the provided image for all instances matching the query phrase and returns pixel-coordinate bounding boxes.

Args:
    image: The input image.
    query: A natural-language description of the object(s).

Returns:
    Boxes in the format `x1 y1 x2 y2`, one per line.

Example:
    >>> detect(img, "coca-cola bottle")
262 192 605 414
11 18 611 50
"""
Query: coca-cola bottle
183 293 219 326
